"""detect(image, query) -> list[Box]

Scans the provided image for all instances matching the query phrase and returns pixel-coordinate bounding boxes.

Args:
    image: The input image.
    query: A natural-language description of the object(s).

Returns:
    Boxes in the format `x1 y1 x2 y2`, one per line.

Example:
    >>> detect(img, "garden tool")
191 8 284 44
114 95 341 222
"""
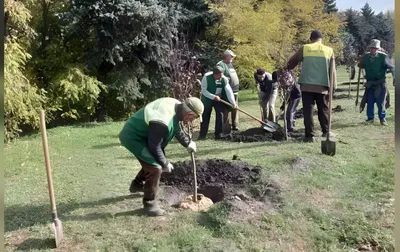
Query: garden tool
321 73 336 156
181 122 198 202
219 99 280 132
39 110 64 248
355 67 361 108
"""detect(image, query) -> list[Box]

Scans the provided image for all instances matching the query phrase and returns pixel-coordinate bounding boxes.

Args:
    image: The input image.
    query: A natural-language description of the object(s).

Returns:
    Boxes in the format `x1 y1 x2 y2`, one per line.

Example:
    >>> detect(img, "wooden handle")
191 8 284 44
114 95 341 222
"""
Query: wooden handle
191 152 197 203
39 110 57 212
355 68 361 104
219 99 264 124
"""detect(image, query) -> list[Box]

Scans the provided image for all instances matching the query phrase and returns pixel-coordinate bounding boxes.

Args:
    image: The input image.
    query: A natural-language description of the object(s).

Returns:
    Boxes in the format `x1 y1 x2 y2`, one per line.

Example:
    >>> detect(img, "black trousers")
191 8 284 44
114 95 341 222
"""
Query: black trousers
199 100 224 138
301 92 329 137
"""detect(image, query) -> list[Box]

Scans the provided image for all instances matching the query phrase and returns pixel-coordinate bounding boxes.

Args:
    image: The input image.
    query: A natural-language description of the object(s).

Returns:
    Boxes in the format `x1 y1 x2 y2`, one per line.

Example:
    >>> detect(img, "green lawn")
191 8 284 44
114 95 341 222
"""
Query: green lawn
4 67 395 251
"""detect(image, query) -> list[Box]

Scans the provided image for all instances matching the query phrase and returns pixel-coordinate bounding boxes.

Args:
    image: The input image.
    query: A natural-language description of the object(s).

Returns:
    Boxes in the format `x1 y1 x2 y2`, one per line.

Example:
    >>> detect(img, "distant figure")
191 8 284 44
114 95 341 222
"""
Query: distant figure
217 50 240 131
358 39 395 126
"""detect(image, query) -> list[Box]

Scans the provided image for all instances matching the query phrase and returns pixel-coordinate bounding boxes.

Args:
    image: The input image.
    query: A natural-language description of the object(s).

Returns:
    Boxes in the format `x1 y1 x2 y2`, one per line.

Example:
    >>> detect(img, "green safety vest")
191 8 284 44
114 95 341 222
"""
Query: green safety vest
361 52 387 81
298 42 333 87
119 97 180 166
201 72 232 110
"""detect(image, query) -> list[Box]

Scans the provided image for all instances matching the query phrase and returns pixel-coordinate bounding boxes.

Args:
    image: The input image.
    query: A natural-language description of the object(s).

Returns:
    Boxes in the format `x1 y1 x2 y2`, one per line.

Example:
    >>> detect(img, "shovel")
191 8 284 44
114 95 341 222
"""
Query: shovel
321 77 336 156
39 110 64 248
181 122 198 202
355 67 361 108
219 99 280 132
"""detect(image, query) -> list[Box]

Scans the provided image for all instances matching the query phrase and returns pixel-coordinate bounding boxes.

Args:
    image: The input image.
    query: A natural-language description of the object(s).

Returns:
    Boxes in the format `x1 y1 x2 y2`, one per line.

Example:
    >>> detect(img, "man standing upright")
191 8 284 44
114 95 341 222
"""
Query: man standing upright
217 50 240 131
358 39 395 126
198 66 237 140
286 30 336 142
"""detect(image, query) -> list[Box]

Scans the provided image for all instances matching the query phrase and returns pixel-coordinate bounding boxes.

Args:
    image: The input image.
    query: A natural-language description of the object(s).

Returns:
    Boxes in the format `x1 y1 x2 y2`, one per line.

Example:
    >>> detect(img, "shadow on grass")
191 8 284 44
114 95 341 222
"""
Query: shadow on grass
91 143 121 149
5 194 141 233
65 208 144 222
15 238 55 251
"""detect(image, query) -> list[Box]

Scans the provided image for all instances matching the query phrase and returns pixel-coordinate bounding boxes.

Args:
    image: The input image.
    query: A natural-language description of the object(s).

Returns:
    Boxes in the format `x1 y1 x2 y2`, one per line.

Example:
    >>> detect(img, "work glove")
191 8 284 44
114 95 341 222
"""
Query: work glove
187 141 197 153
162 162 174 173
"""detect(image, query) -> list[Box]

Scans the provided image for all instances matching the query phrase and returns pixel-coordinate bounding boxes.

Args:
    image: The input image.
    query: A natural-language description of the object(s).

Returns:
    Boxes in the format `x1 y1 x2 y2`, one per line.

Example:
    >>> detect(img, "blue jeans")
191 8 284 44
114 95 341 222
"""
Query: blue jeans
366 87 386 120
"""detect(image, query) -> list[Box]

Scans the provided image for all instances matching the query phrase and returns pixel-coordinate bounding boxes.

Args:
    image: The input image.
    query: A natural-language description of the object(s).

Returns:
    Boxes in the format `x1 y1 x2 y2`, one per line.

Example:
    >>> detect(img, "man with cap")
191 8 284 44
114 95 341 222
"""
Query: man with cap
217 49 240 131
286 30 337 142
198 66 237 140
358 39 395 126
254 68 279 122
119 97 204 216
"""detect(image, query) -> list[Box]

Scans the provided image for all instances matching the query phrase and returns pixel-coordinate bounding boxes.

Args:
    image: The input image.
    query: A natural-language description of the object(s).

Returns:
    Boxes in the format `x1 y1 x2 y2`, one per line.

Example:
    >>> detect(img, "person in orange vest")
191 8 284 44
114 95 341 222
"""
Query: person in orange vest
286 30 337 142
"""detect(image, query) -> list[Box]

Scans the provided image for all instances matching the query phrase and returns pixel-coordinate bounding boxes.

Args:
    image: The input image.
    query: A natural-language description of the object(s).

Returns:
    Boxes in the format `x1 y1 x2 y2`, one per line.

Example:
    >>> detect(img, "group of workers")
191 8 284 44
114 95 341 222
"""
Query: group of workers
118 30 395 216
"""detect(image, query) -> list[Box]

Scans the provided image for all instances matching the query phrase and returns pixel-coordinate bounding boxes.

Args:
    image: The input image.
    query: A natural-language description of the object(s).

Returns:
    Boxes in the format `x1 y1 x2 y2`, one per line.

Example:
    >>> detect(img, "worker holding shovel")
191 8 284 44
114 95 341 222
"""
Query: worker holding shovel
286 30 337 143
119 97 204 216
198 66 237 140
357 39 395 126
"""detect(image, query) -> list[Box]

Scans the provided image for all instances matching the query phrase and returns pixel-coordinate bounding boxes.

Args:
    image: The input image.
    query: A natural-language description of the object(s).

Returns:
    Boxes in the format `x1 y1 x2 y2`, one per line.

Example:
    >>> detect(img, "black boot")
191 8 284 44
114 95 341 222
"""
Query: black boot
129 179 144 193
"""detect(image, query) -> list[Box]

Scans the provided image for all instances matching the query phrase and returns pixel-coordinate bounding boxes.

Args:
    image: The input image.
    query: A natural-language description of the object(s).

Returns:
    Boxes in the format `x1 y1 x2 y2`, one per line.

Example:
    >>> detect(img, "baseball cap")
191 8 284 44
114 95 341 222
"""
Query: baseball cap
184 97 204 122
223 49 236 57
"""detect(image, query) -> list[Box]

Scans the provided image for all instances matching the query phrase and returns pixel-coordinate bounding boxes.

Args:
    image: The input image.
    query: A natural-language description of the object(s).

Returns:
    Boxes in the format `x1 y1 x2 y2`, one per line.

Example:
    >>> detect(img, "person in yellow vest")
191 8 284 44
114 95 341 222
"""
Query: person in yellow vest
216 50 240 132
286 30 336 142
119 97 204 216
198 66 237 140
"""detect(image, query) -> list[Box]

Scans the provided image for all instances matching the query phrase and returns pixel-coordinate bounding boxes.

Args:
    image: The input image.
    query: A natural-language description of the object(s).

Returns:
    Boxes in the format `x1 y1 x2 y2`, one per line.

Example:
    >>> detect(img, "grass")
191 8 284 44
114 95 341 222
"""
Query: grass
4 66 395 251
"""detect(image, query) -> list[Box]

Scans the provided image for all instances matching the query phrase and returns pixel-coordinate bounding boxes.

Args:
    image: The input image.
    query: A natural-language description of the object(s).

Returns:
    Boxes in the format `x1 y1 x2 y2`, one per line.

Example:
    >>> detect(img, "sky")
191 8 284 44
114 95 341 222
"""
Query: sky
336 0 394 13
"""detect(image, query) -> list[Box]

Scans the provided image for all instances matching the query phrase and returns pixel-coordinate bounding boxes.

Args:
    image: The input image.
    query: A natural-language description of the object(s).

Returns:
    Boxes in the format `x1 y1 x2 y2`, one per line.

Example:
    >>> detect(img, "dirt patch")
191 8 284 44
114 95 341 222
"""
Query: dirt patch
160 159 282 218
332 105 344 112
291 157 310 172
226 127 303 143
4 231 29 247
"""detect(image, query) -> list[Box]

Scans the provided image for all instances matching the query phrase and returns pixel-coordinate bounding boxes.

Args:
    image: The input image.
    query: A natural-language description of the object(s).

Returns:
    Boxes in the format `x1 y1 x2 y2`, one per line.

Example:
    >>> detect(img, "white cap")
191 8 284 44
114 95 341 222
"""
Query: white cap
223 50 236 57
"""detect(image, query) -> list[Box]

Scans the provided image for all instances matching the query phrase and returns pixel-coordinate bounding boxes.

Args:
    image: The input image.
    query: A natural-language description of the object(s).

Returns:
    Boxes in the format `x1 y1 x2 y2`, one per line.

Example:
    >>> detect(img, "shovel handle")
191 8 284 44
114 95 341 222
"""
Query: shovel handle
355 67 361 107
191 152 197 202
39 110 57 214
219 99 264 125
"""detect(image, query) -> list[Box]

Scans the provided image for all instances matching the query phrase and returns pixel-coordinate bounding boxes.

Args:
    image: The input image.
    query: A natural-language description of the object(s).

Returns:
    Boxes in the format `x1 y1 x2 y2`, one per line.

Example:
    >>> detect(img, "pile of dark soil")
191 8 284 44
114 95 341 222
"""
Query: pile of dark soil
159 158 283 219
161 159 261 192
229 127 285 142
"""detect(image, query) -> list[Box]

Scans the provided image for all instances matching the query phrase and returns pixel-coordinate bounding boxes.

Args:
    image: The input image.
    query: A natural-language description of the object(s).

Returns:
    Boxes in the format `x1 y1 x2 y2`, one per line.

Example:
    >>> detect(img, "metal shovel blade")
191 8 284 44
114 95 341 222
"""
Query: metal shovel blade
261 120 280 132
321 135 336 156
53 218 64 248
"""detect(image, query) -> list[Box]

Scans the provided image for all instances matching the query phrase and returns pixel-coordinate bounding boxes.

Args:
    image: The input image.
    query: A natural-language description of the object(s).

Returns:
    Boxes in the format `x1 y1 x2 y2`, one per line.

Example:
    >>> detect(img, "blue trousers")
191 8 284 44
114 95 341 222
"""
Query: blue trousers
366 87 386 120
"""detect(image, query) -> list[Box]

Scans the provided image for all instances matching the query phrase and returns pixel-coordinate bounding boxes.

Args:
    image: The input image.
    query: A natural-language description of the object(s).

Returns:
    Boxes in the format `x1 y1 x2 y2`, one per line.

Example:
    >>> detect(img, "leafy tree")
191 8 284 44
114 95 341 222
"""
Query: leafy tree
4 0 45 142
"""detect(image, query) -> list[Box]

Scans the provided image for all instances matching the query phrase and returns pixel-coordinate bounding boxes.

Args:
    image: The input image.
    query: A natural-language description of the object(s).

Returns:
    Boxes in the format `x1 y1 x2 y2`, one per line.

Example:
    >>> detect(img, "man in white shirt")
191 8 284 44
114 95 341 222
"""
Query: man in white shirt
198 66 237 140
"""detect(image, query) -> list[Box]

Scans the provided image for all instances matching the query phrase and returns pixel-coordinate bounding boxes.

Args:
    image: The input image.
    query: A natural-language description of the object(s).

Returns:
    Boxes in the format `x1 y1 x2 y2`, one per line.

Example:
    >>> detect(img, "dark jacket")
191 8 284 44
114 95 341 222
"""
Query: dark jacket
254 72 278 97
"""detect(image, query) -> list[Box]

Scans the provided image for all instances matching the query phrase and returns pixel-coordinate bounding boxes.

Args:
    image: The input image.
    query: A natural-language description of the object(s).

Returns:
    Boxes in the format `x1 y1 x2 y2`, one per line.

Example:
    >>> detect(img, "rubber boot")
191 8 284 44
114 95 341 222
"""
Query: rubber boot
143 200 166 216
129 179 144 193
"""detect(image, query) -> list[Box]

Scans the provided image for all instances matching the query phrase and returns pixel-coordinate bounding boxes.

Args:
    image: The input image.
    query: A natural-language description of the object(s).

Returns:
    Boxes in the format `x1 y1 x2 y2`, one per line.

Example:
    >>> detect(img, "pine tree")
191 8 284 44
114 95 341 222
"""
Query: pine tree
323 0 338 14
361 3 374 20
